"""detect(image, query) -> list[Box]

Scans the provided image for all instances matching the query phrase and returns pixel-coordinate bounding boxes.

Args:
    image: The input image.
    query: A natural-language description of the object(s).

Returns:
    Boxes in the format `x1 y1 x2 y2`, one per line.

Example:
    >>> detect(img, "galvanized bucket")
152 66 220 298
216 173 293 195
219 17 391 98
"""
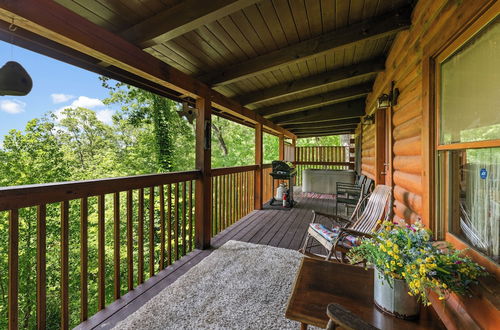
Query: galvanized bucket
374 268 420 319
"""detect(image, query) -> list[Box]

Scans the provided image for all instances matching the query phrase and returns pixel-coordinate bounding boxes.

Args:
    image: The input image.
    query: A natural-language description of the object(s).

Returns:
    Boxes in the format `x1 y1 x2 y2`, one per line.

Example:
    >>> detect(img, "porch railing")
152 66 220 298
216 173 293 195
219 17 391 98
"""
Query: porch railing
211 165 256 237
0 171 199 329
293 146 353 185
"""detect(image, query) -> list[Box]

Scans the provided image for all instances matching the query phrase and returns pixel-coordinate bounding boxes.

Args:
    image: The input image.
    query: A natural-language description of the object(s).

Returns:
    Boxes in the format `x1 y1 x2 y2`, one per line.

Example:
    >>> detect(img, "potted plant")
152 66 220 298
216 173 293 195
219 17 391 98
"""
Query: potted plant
348 220 486 319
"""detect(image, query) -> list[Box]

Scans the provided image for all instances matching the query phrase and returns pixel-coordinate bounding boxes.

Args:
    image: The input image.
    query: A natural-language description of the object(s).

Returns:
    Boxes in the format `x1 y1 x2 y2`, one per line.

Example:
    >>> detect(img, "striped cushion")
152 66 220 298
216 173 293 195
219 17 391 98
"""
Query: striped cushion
309 223 359 248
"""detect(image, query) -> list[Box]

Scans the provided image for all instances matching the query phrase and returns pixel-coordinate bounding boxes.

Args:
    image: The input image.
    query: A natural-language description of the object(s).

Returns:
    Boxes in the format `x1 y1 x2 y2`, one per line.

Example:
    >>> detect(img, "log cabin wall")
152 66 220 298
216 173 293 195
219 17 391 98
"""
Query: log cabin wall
359 0 499 328
360 123 375 180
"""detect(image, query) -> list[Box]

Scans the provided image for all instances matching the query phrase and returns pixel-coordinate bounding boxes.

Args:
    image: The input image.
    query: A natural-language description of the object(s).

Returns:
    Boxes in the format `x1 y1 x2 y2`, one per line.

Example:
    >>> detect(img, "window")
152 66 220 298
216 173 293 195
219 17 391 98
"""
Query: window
436 10 500 263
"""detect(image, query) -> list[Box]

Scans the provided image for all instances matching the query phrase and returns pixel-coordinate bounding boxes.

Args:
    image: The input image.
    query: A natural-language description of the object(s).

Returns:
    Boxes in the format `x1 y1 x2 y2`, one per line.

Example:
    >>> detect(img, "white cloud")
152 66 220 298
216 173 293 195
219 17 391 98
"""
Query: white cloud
0 99 26 114
51 93 74 104
96 109 115 125
53 96 105 121
52 96 115 125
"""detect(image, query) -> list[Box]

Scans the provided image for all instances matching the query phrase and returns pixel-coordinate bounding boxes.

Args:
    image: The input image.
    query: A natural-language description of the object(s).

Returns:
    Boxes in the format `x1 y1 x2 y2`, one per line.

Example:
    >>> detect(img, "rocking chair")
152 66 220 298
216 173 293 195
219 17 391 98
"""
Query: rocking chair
300 185 392 262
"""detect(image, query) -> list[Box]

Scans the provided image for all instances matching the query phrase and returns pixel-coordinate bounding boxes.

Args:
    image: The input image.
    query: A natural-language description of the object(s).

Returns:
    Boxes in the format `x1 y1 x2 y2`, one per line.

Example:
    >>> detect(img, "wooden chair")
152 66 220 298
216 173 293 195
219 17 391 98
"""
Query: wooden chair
335 178 374 216
336 174 366 195
300 185 391 262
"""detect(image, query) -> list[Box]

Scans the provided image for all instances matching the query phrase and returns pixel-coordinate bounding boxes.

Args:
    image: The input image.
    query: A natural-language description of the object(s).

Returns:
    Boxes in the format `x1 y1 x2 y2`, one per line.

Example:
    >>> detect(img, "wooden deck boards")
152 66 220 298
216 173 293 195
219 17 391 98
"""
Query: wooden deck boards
78 195 338 329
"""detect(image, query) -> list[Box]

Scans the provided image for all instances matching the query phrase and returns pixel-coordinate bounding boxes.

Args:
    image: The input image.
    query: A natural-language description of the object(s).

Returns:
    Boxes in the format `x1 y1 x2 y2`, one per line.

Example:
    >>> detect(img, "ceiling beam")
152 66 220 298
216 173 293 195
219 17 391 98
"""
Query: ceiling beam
273 99 366 124
294 127 356 136
121 0 261 48
291 124 358 134
259 83 372 118
201 7 411 86
283 118 360 129
296 131 355 138
237 58 385 106
0 0 295 139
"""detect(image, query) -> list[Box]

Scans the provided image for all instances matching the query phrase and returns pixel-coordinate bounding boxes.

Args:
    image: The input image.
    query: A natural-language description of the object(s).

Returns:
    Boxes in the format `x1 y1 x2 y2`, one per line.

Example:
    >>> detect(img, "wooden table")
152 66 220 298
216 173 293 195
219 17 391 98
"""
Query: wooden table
285 257 444 330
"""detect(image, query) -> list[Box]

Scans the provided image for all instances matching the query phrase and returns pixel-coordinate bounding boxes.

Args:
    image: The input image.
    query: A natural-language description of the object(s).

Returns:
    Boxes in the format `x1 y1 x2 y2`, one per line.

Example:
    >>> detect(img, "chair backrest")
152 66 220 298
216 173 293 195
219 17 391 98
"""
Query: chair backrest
362 178 374 197
356 174 366 187
349 185 392 234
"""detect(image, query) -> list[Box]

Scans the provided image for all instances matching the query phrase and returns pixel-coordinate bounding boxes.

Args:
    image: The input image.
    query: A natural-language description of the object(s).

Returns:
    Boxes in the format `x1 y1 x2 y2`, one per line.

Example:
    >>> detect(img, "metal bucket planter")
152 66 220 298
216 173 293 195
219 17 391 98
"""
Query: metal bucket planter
374 268 420 319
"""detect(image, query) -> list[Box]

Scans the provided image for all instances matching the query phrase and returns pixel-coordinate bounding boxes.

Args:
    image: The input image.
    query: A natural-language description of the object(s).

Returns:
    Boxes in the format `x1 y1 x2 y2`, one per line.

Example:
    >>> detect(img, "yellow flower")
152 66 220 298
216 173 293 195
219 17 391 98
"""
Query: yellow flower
386 240 393 247
398 262 403 267
394 254 399 260
391 260 396 265
411 265 416 270
439 296 445 300
442 283 447 289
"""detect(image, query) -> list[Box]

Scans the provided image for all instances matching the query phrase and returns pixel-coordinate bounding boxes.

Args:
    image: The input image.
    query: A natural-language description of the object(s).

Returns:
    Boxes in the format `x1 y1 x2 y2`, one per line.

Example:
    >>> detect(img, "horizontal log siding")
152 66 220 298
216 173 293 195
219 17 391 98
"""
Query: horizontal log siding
360 1 498 328
361 124 376 180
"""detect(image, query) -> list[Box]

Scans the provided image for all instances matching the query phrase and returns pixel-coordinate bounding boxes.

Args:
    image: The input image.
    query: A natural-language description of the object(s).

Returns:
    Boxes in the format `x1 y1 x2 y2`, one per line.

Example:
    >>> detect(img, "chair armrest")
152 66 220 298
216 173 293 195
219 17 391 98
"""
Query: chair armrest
326 303 380 330
339 227 374 238
312 210 353 226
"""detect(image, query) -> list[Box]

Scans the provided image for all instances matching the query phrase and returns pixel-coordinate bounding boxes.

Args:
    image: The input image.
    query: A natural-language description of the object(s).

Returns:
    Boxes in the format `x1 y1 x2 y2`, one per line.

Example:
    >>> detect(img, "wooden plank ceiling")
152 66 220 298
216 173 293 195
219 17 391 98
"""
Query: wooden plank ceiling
53 0 412 137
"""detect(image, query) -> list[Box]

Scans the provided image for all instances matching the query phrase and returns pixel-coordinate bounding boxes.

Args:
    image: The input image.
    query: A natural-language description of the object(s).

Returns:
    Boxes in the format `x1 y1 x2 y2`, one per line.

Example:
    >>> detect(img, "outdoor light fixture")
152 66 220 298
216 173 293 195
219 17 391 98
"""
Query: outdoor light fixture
363 114 375 125
376 80 399 110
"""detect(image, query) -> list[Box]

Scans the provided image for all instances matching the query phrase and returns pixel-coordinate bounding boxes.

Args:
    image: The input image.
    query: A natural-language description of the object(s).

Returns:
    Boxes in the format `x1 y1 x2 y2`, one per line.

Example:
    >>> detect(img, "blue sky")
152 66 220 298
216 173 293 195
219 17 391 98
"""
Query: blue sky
0 40 118 141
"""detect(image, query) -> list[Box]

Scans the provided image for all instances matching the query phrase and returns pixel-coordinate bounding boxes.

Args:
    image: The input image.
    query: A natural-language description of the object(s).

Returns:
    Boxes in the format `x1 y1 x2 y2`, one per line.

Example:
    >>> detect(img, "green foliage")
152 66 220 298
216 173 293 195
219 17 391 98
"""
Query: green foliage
296 135 341 146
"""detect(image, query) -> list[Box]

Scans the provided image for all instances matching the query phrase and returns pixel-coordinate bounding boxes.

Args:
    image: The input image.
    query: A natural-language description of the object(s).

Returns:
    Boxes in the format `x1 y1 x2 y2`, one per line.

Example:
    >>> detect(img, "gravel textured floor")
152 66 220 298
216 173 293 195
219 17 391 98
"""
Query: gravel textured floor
114 240 310 330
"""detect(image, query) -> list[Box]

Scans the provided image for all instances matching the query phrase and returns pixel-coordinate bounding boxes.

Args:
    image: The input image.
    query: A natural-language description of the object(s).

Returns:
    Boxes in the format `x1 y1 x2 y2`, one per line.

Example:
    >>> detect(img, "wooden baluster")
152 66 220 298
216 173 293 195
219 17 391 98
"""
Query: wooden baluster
61 201 70 328
79 199 88 322
188 181 193 252
237 172 243 220
182 181 187 256
114 193 120 300
8 209 19 330
217 176 223 232
36 205 47 329
229 174 234 225
159 185 165 270
167 184 172 266
225 175 229 229
149 187 155 277
126 190 133 290
212 177 217 236
174 183 179 261
97 196 105 311
138 188 144 284
211 177 215 237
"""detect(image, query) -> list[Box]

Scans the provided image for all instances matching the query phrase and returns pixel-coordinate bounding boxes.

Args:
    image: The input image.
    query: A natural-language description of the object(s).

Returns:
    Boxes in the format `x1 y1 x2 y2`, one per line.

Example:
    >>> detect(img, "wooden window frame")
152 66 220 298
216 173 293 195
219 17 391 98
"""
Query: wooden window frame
431 2 500 276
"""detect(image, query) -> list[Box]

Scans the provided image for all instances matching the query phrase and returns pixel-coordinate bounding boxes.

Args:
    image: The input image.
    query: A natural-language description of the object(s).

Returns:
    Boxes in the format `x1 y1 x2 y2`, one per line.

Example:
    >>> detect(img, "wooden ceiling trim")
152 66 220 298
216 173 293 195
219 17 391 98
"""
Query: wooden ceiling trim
283 118 361 130
290 124 359 134
259 82 373 118
296 130 354 138
237 58 385 106
200 6 411 87
120 0 262 49
0 0 295 139
272 99 366 124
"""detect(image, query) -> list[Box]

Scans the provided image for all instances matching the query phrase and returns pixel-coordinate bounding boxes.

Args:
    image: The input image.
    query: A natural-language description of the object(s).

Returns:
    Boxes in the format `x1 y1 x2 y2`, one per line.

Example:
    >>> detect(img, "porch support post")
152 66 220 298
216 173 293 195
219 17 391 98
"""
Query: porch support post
278 134 285 160
254 123 263 210
195 94 212 249
374 109 386 185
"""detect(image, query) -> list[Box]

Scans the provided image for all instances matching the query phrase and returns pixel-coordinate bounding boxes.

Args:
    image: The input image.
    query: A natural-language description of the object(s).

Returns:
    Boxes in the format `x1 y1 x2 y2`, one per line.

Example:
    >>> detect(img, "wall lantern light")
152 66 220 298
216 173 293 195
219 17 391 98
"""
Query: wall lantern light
363 114 375 125
376 80 399 110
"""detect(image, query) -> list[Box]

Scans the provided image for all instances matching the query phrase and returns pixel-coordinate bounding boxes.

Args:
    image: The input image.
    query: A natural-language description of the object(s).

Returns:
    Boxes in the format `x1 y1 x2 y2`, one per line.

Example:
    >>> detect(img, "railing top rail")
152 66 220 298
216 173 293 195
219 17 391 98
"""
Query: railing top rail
211 165 259 176
0 170 201 211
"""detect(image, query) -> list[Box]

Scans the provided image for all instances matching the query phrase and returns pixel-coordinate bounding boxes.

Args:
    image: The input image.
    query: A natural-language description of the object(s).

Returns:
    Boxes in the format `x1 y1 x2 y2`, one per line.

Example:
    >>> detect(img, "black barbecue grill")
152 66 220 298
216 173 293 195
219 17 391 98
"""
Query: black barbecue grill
269 161 296 207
